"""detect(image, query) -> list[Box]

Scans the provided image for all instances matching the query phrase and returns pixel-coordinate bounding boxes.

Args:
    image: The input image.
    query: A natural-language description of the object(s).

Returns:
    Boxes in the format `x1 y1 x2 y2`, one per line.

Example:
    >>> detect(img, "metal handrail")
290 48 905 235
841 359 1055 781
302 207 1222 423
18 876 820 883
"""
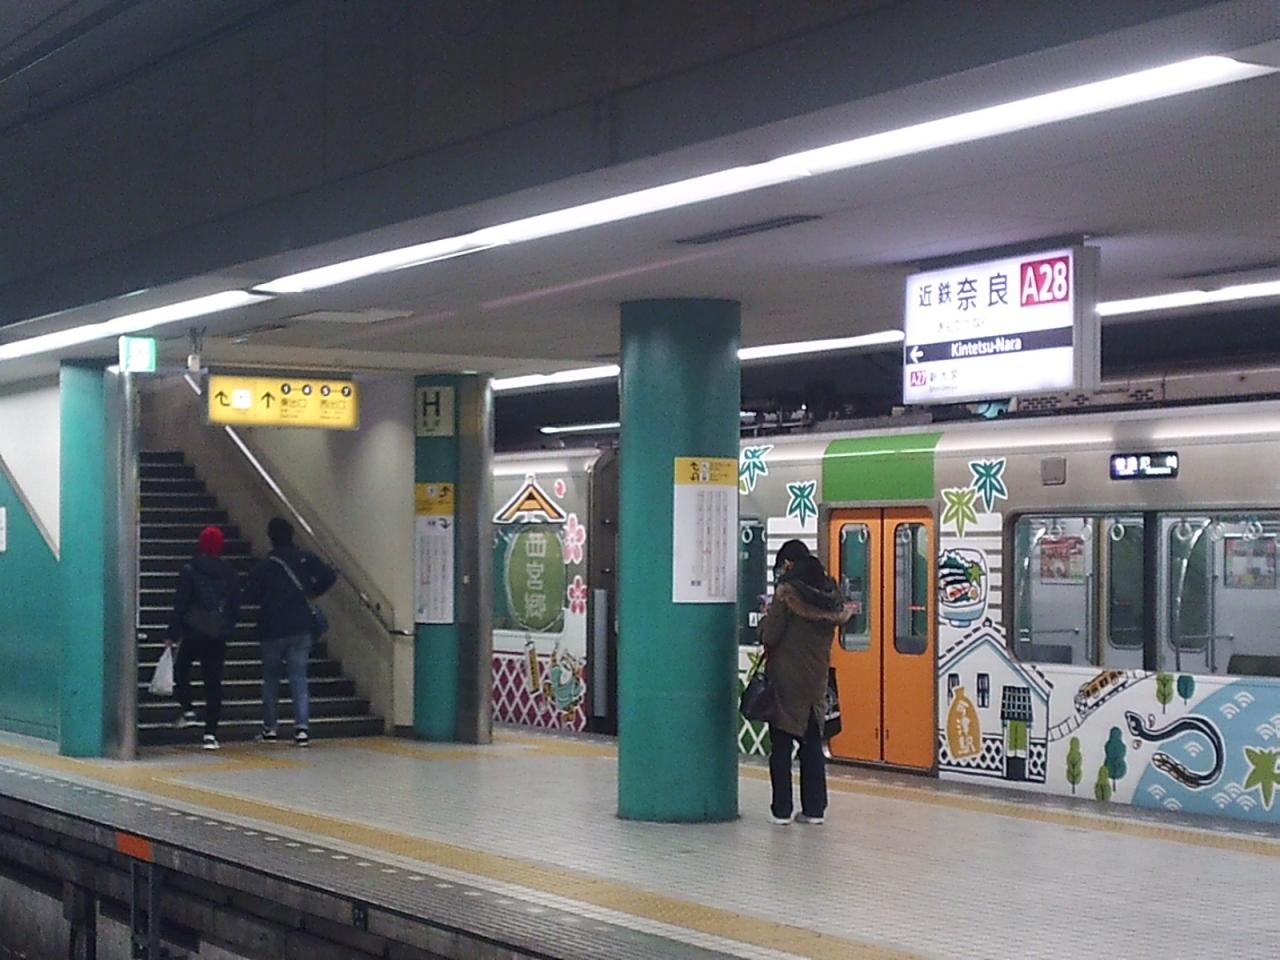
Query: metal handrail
181 375 410 638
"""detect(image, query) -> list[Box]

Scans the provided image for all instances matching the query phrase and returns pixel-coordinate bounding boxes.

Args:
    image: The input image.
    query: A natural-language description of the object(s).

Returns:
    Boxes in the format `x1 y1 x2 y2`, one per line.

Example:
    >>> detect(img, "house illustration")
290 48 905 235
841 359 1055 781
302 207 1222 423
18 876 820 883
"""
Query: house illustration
938 621 1053 783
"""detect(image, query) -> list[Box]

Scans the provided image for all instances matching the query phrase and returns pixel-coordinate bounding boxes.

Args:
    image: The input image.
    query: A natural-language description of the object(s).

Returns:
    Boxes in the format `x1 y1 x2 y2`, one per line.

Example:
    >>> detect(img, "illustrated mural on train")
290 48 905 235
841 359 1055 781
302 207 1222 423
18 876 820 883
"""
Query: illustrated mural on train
494 402 1280 824
490 452 592 731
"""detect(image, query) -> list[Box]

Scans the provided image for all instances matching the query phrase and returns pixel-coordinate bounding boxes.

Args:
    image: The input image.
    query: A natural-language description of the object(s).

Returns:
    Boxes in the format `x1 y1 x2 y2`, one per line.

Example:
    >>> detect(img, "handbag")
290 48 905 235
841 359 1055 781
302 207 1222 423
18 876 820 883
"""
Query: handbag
822 667 842 740
270 556 330 639
739 650 780 724
148 647 175 698
182 604 228 638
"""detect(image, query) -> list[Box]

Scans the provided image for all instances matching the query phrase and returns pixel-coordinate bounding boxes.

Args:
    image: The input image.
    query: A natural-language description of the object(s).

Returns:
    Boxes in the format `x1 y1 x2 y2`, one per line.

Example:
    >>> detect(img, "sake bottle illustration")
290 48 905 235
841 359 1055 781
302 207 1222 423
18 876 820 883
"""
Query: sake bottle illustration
523 638 541 694
946 686 982 759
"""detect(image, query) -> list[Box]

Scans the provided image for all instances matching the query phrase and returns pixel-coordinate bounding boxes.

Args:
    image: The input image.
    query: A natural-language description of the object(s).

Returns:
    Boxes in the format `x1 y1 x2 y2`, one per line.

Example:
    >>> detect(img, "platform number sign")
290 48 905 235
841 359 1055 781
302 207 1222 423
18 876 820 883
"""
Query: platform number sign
416 385 455 437
902 246 1098 405
1020 255 1071 306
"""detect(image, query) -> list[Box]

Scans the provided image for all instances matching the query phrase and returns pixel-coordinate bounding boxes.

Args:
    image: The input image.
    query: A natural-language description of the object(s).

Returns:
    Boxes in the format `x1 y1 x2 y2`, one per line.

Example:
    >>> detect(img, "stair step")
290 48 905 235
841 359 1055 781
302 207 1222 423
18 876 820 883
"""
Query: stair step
140 493 218 510
141 479 206 495
138 614 261 631
138 696 369 724
140 556 255 573
136 658 342 681
139 464 197 481
140 508 229 525
139 451 187 465
137 640 328 663
139 676 356 698
140 540 252 558
138 715 385 745
142 523 241 539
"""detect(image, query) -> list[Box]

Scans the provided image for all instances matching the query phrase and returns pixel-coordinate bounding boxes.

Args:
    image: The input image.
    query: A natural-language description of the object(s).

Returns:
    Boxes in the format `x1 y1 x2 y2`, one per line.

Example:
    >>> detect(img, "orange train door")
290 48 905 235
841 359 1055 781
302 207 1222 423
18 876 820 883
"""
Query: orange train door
827 507 936 770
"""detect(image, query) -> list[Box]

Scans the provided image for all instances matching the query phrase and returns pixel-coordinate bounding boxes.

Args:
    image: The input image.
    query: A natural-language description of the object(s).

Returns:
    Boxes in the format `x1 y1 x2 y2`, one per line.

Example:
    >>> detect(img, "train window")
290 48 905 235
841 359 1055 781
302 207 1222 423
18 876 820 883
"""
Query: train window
1104 518 1145 668
838 524 872 651
893 523 929 655
1012 516 1095 666
1162 514 1280 678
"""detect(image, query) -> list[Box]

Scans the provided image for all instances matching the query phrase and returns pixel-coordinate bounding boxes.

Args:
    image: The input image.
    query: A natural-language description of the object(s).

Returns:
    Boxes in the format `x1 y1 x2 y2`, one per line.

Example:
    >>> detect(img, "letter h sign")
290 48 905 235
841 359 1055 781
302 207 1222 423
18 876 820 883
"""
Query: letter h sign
416 385 456 437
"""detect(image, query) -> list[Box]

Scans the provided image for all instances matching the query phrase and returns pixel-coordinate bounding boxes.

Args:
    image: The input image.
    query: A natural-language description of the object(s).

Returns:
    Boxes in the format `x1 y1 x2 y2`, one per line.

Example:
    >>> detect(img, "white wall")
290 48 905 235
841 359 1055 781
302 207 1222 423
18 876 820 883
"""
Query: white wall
0 378 60 551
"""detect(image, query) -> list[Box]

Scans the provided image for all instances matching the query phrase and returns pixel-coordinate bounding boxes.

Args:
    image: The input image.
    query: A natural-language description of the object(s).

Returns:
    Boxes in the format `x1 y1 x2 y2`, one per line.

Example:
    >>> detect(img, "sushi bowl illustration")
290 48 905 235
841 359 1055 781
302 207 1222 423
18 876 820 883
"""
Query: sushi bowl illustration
938 548 987 627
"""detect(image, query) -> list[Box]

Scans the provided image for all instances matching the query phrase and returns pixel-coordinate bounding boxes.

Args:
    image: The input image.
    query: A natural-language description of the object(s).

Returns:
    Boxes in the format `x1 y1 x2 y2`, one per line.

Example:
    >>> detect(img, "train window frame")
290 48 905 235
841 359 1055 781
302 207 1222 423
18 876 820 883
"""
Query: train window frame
837 522 873 652
892 522 930 655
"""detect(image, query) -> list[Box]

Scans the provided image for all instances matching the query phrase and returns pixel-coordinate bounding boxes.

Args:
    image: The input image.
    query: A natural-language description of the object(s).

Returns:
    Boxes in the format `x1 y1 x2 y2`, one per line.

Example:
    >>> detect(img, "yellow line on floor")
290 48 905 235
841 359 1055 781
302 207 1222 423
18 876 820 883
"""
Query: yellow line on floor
0 741 920 960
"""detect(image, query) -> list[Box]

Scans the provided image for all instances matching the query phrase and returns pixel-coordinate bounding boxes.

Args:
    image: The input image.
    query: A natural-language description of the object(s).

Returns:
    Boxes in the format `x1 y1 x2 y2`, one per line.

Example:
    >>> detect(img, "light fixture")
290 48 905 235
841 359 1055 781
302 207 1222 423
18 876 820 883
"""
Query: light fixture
739 329 904 361
1097 278 1280 317
494 329 904 392
539 421 621 435
255 55 1271 295
0 291 272 362
492 364 621 393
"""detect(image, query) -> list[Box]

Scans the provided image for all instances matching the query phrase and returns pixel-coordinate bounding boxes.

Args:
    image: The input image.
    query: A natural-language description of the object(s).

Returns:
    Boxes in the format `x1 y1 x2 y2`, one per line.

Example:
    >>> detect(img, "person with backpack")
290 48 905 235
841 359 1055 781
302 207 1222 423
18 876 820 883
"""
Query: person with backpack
169 525 241 750
758 554 852 825
241 517 336 747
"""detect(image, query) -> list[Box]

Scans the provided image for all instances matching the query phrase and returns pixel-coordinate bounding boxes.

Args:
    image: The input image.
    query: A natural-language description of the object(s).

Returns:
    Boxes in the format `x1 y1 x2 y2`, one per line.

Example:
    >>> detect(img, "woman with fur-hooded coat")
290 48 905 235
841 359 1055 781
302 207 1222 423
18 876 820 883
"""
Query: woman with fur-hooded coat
759 555 851 824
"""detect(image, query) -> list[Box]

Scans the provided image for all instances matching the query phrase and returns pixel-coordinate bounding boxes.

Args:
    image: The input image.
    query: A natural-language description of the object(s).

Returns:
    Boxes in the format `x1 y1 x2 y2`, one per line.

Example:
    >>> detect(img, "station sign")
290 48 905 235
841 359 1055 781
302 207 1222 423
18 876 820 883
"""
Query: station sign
207 374 359 430
902 246 1098 405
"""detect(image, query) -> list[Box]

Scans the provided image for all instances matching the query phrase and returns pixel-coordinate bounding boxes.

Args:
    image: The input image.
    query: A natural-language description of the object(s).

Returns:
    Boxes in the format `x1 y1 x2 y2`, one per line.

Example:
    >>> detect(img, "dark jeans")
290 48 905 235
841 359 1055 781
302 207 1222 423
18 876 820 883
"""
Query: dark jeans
769 714 827 819
174 632 227 736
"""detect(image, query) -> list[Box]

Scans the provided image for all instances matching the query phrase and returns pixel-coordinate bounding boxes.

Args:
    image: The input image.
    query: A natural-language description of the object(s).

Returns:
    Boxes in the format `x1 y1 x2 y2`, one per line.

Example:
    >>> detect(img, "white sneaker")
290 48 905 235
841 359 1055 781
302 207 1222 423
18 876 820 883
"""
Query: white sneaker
201 734 220 751
795 813 825 825
294 729 310 748
175 711 198 729
769 814 793 825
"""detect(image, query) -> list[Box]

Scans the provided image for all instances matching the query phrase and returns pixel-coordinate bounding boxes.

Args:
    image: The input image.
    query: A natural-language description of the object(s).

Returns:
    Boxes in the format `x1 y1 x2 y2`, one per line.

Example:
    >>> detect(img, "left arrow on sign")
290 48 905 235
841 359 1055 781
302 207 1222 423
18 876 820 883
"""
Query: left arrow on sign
908 346 924 363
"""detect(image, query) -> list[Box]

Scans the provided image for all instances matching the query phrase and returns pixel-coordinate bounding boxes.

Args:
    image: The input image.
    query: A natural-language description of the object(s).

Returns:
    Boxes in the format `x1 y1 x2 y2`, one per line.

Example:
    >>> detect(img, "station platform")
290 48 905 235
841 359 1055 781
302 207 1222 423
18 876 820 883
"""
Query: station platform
1 728 1277 960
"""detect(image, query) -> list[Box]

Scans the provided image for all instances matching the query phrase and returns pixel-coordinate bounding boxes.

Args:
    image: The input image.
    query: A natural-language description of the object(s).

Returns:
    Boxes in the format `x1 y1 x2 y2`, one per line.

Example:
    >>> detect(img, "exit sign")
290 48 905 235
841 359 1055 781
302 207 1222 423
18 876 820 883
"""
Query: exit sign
117 336 157 373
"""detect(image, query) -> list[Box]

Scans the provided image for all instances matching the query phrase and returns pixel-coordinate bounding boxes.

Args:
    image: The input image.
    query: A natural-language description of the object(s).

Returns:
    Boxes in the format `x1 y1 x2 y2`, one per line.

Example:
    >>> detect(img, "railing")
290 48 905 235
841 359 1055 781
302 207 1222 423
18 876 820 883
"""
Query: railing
180 375 409 639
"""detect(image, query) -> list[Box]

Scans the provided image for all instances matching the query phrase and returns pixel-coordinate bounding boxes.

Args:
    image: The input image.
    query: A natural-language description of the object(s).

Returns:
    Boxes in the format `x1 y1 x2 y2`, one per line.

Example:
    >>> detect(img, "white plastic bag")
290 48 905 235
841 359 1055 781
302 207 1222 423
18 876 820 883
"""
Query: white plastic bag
149 647 175 697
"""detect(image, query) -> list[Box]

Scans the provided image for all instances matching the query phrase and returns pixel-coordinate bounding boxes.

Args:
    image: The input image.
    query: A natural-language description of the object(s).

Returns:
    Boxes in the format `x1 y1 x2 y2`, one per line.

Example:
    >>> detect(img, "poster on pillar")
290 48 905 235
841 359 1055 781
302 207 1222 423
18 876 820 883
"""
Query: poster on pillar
672 457 738 603
414 483 455 624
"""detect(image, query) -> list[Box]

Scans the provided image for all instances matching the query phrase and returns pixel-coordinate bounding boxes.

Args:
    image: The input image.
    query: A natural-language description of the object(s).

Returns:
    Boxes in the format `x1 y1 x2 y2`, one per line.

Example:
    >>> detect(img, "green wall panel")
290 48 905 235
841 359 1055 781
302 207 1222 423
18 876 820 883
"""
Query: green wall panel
822 432 941 503
0 466 60 739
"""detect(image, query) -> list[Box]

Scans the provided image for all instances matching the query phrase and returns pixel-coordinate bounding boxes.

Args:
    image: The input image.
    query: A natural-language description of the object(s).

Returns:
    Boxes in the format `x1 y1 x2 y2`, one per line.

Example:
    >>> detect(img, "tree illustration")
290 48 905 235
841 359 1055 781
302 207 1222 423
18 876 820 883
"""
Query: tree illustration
1155 673 1174 714
1066 737 1083 794
1093 764 1112 802
1177 674 1196 705
1104 727 1128 789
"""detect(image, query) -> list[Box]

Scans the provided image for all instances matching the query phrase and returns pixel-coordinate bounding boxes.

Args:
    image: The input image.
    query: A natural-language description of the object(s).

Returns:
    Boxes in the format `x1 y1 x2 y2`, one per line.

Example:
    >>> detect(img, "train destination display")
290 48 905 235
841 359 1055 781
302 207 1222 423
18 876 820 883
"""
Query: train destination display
902 246 1098 405
1110 451 1179 480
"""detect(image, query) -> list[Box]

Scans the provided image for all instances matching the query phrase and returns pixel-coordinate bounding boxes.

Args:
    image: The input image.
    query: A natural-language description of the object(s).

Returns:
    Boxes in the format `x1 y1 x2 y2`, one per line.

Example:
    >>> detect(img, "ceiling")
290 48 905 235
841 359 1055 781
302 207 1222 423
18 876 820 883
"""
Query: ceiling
1 24 1278 387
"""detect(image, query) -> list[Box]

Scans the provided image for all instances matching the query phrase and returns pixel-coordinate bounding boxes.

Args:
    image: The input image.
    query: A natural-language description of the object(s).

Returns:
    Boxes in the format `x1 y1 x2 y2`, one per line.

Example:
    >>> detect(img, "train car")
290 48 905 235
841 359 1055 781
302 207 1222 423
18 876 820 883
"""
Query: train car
494 401 1280 825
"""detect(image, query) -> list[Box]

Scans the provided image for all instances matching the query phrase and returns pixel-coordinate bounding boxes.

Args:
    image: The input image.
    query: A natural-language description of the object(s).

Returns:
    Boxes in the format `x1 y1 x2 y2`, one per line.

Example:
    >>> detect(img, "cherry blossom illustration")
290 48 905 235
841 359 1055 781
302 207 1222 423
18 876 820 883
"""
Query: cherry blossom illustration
554 478 567 498
567 576 588 616
563 513 586 564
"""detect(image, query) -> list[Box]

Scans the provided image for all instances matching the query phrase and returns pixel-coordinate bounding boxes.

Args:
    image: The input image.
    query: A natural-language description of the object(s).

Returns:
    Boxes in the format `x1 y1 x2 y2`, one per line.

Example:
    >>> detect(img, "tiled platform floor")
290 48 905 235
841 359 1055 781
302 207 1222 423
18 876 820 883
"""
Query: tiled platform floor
1 728 1277 960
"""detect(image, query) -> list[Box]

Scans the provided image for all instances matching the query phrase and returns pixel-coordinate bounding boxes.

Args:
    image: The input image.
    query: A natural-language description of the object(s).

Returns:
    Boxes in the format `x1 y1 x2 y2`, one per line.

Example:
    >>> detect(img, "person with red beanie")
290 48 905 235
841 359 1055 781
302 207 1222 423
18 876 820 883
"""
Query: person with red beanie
168 524 241 749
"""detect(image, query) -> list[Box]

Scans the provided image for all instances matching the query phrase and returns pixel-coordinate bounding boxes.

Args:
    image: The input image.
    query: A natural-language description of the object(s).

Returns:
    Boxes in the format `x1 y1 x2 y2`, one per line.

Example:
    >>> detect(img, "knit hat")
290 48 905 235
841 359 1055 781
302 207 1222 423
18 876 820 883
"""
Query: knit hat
197 526 225 557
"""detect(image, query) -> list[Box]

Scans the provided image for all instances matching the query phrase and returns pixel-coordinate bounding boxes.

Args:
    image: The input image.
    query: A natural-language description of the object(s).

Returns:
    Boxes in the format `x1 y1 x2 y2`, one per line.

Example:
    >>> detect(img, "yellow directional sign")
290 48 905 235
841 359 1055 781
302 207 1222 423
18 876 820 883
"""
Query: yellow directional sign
207 375 359 430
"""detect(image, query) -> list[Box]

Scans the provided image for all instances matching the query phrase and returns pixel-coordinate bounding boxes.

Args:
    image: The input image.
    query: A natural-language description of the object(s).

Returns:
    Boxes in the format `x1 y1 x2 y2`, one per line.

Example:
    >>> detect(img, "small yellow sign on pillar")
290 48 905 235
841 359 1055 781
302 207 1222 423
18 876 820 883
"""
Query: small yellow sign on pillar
207 375 359 430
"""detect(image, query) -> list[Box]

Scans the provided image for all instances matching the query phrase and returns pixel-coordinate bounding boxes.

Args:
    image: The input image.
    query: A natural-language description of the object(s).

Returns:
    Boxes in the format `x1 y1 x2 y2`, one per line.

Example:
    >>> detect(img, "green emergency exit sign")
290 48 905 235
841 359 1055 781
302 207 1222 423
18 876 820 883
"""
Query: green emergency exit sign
117 336 157 373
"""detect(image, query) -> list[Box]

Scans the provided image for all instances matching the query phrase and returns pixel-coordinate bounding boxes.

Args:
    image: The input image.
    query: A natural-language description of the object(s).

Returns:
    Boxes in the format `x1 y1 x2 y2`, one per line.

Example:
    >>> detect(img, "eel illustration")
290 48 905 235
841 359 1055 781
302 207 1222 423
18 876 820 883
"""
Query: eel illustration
1124 710 1224 789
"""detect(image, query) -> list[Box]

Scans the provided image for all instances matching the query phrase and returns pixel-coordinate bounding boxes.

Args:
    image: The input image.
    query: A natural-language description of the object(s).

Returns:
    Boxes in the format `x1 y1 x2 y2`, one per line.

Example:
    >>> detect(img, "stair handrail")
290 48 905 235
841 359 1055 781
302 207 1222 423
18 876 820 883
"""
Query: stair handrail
181 375 410 638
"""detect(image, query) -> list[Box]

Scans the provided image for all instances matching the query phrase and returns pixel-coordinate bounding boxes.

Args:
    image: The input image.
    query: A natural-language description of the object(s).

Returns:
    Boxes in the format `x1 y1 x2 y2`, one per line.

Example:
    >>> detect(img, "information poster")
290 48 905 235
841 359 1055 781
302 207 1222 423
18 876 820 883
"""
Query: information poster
1224 536 1276 589
672 457 738 604
414 483 455 624
1038 536 1085 584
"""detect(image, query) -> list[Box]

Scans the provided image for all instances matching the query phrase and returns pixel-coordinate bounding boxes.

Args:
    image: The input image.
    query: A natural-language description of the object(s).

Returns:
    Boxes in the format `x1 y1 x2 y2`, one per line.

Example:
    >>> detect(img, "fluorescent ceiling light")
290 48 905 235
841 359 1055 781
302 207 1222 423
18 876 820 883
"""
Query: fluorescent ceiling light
257 56 1271 294
539 421 621 435
494 329 903 392
492 364 621 393
1097 279 1280 317
0 291 271 362
739 329 904 361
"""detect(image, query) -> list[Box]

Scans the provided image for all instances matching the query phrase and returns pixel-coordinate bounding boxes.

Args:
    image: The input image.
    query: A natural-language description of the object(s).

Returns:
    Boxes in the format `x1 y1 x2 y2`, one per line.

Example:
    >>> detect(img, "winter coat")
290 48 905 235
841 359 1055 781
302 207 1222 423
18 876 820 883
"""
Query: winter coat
169 553 241 643
241 546 336 642
759 575 852 737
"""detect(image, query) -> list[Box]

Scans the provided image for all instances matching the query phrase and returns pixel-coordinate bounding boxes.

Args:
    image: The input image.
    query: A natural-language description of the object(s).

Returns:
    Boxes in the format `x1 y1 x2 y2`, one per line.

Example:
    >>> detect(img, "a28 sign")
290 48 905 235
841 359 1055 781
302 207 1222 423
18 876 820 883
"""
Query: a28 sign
1020 255 1071 306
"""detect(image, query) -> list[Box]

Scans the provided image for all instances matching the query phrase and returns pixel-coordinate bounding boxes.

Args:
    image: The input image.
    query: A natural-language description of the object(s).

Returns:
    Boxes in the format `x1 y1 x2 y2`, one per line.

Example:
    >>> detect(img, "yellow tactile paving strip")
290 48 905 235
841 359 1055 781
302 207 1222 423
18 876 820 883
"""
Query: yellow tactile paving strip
2 733 1277 960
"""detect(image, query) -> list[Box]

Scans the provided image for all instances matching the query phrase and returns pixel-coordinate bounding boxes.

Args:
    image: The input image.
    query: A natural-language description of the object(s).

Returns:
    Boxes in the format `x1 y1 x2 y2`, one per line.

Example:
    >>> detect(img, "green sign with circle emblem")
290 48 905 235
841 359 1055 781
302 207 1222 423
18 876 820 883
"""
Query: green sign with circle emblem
504 527 566 632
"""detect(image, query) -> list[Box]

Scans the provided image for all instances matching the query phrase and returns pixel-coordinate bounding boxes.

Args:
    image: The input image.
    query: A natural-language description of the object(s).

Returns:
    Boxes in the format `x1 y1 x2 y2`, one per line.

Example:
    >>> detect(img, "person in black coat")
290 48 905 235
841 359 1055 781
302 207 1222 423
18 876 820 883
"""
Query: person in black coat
241 517 336 747
169 525 241 750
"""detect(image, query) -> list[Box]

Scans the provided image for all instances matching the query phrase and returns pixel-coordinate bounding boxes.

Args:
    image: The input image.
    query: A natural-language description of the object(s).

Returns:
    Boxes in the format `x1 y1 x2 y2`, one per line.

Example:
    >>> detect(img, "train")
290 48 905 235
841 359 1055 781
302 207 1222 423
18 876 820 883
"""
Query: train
490 400 1280 825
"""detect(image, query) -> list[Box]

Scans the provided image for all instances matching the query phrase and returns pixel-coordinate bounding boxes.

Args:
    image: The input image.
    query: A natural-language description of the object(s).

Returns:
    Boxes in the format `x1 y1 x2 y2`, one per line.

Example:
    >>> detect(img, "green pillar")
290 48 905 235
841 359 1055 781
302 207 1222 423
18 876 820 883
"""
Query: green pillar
413 374 493 742
59 363 108 757
617 299 741 822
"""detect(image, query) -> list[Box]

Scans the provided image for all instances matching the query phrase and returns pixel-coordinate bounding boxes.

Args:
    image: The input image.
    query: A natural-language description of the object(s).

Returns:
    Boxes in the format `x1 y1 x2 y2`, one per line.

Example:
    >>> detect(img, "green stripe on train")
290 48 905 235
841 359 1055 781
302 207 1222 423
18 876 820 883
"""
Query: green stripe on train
822 432 941 502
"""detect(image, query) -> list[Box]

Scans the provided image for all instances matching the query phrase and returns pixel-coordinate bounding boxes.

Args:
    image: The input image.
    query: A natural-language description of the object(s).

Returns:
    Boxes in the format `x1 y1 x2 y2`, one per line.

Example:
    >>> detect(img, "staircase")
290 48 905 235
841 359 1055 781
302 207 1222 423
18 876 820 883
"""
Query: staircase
137 451 384 746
